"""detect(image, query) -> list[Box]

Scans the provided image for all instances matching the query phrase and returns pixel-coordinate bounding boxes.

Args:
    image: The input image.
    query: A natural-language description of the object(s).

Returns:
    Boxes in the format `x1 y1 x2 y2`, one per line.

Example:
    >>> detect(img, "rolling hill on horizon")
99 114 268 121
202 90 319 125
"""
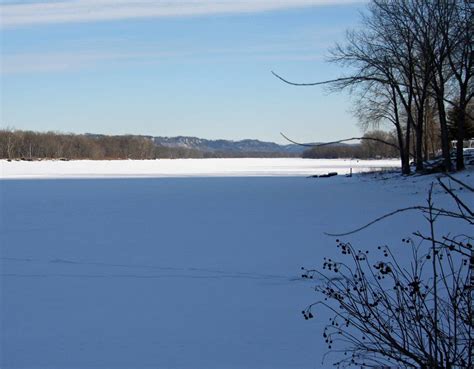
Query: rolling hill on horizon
152 135 305 155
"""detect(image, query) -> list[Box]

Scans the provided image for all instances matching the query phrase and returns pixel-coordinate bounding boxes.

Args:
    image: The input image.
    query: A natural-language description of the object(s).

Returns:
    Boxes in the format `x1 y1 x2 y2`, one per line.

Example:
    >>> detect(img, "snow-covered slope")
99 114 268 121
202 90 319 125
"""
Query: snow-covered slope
0 158 399 179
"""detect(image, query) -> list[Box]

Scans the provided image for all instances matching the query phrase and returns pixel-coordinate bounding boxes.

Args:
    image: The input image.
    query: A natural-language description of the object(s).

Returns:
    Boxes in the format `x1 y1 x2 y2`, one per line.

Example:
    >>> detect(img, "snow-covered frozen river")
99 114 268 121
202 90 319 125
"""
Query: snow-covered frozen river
1 160 469 369
0 158 400 179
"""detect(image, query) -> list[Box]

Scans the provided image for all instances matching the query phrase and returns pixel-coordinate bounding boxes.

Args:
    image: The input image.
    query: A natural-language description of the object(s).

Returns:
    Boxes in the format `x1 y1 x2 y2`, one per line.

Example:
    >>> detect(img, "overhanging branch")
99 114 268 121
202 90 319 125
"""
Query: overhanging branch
271 71 354 87
280 132 400 151
271 71 390 87
325 206 472 237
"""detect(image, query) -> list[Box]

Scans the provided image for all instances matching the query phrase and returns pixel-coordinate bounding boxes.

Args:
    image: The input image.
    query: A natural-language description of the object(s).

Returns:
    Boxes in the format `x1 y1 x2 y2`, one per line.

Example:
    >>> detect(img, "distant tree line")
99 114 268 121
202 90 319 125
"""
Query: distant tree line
0 129 207 160
0 129 299 160
302 130 399 159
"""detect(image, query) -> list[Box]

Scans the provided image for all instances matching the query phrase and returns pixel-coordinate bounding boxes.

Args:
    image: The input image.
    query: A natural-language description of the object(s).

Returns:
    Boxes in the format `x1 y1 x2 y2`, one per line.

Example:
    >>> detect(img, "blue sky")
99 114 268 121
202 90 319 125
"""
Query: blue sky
1 0 366 143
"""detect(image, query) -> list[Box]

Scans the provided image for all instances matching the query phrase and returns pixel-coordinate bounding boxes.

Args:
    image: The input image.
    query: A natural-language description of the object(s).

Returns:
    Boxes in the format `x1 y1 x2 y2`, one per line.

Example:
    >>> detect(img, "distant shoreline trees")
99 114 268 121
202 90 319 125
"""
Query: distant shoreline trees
0 129 302 160
0 128 401 161
0 129 214 160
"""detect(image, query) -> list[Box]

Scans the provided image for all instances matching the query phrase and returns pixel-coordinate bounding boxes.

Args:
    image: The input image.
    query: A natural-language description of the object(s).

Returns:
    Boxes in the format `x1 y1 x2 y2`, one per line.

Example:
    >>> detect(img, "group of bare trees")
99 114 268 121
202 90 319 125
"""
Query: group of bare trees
276 0 473 174
334 0 473 174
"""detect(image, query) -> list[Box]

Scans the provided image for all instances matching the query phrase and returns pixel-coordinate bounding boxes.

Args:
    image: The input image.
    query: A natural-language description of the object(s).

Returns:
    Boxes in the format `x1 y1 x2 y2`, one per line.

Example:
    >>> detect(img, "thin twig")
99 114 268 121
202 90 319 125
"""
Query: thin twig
437 178 474 217
325 206 426 236
442 173 474 192
325 206 472 237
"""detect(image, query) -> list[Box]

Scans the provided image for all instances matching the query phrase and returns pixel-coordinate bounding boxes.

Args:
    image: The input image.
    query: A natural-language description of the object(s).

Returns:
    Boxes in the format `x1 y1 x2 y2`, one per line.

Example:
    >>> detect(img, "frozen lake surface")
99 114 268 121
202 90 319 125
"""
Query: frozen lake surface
0 158 399 179
1 160 470 369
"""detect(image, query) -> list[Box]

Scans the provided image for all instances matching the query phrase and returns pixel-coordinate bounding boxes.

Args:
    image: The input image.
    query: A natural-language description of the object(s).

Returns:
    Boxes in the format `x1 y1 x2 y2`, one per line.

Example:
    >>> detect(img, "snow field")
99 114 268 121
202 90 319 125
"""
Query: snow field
0 158 400 179
1 160 471 369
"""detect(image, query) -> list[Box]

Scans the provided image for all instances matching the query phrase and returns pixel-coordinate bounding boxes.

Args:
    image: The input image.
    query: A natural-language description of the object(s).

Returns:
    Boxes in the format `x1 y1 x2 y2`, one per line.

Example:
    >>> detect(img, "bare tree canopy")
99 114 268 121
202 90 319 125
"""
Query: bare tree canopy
274 0 474 174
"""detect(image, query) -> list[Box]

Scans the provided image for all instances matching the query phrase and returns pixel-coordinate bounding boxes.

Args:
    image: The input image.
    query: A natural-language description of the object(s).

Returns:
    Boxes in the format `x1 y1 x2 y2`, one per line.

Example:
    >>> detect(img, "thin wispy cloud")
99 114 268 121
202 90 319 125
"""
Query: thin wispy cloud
1 40 327 74
1 50 166 74
1 0 363 28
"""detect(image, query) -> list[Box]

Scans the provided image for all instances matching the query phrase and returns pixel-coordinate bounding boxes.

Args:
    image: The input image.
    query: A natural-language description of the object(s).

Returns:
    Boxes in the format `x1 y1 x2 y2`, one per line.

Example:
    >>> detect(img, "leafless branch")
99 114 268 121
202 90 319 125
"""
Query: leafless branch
280 132 400 151
271 71 356 87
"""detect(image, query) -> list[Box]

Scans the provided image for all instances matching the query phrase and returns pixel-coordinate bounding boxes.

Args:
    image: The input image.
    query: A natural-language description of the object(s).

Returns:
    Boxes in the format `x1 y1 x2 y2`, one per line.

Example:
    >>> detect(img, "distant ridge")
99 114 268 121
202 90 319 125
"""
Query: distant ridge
152 136 305 155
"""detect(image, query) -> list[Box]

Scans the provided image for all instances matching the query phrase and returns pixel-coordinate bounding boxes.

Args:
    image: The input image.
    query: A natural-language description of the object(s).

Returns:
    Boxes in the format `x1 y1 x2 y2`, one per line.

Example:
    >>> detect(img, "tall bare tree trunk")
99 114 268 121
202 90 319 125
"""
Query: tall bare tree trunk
435 83 453 171
456 88 468 171
404 116 412 175
415 107 425 172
